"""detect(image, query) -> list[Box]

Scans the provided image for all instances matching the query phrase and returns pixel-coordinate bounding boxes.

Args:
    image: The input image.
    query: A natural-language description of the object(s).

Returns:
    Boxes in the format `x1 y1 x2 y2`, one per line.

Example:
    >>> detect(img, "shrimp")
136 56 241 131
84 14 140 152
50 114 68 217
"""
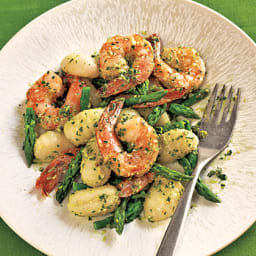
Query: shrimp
98 34 154 97
35 147 80 196
117 172 155 198
96 99 159 177
26 71 89 129
147 34 205 93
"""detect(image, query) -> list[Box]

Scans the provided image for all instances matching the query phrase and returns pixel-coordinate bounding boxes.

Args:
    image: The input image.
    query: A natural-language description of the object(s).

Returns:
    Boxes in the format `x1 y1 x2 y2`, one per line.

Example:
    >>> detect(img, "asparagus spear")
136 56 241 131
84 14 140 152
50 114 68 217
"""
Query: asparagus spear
178 158 192 175
80 87 90 111
147 104 167 126
72 182 88 191
182 88 210 107
23 107 36 167
109 178 123 186
136 79 149 95
124 90 167 107
183 119 192 131
113 198 128 235
127 79 149 95
125 200 144 223
178 151 221 203
99 96 114 107
169 103 200 119
155 120 185 134
93 198 145 230
108 173 123 186
196 178 221 203
93 216 114 230
151 164 193 181
187 150 198 170
56 148 83 203
99 88 166 108
131 191 146 200
91 77 109 89
178 152 198 177
155 119 191 134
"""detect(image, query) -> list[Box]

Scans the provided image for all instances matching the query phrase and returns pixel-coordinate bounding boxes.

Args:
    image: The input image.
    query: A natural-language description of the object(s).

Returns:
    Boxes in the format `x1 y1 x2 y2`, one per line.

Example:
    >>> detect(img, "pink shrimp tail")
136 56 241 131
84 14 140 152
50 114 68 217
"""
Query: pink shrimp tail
96 98 124 163
35 148 80 196
117 172 155 198
62 74 89 114
98 79 137 98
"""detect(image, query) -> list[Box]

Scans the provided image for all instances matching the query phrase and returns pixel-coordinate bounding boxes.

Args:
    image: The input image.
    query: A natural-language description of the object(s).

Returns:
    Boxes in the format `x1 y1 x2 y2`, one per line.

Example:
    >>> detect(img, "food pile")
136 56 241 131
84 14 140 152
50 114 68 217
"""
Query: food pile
23 33 220 235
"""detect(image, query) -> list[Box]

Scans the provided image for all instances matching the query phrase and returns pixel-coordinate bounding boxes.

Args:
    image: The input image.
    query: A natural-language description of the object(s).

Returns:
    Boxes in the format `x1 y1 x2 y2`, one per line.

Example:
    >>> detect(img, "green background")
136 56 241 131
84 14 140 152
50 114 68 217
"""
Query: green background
0 0 255 255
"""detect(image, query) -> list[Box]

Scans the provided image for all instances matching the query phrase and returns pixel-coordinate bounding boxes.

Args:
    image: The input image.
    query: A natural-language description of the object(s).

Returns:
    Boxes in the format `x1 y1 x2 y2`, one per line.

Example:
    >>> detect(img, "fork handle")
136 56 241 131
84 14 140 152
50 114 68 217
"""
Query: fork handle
156 154 213 256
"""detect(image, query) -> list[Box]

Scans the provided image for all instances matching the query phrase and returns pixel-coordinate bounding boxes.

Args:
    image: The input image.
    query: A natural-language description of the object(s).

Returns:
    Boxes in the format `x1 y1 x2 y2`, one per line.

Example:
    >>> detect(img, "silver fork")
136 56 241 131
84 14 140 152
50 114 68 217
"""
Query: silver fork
156 84 241 256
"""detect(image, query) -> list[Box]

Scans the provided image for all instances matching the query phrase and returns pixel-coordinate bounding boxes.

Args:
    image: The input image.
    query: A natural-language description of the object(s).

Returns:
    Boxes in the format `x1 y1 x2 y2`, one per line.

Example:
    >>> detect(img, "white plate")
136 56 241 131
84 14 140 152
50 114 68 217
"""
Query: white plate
0 0 255 255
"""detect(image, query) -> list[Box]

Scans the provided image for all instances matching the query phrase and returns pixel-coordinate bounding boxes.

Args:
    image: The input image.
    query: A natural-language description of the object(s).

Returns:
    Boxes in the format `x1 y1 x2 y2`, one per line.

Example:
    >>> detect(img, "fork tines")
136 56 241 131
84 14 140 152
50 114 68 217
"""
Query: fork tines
201 83 241 128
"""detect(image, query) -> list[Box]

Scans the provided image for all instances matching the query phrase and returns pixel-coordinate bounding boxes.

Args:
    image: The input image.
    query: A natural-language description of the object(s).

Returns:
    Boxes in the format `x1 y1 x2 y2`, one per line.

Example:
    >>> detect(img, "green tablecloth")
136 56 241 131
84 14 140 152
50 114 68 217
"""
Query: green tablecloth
0 0 255 255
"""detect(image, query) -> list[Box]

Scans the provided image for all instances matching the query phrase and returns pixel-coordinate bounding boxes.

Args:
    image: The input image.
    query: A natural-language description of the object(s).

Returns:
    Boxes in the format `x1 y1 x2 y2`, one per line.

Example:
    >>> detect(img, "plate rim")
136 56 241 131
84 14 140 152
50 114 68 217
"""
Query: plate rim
0 0 255 255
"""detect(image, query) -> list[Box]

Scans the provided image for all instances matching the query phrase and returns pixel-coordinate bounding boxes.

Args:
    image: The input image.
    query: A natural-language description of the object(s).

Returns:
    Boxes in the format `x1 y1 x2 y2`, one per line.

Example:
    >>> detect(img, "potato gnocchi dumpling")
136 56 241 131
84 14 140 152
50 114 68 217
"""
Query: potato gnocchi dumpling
61 53 99 78
144 176 184 222
81 137 111 187
158 128 199 163
67 185 120 217
64 108 104 146
34 131 74 162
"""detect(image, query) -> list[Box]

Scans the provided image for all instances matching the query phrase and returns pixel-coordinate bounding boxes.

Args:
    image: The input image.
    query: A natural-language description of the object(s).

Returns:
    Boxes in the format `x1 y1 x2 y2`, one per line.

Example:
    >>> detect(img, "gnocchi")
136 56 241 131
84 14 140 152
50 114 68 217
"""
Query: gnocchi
34 131 74 162
158 128 199 163
144 176 184 222
67 185 120 217
61 53 99 78
64 108 104 146
81 137 111 187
